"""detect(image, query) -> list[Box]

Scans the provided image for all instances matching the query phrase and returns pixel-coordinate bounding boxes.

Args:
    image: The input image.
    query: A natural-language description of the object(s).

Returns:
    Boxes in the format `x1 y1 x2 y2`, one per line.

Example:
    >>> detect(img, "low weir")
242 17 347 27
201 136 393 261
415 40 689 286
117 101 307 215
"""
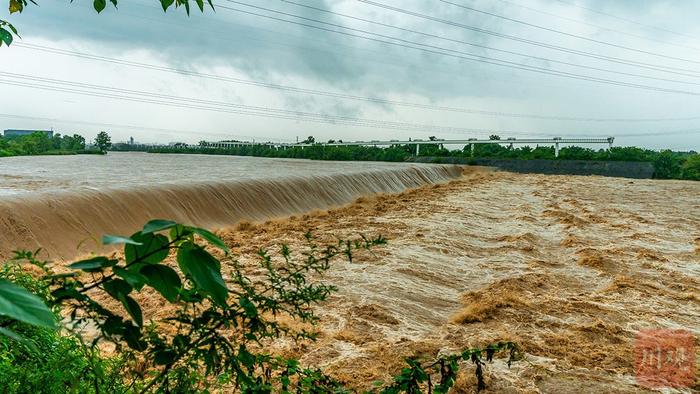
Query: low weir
0 165 462 260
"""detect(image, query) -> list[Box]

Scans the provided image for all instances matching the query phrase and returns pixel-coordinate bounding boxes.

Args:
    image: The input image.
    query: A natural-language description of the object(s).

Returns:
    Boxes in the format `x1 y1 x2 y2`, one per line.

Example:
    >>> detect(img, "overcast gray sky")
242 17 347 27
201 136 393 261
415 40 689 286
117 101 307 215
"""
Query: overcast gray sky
1 0 699 150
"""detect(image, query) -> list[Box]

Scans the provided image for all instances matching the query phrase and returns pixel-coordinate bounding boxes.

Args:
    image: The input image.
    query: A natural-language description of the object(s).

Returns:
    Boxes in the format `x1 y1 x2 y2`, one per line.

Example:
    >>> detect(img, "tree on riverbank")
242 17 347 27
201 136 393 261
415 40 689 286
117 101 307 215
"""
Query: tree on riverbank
94 131 112 154
681 154 700 180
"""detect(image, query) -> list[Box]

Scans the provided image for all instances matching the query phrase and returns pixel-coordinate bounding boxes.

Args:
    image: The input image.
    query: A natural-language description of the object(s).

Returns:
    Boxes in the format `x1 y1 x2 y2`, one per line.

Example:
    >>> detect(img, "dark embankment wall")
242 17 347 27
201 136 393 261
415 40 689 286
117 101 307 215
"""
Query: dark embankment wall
412 157 654 179
0 165 462 261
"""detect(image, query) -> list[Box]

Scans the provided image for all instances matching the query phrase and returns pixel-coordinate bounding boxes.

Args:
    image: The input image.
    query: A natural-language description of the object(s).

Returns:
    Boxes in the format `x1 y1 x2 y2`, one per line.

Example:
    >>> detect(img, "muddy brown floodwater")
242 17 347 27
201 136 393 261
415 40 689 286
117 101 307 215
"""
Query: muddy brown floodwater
7 163 698 392
213 168 699 392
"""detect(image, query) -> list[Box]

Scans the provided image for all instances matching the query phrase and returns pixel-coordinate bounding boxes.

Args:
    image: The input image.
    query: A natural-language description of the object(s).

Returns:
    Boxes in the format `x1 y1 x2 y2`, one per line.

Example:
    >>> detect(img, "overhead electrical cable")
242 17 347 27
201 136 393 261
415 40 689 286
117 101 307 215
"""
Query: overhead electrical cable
212 1 700 96
7 75 699 139
280 0 700 86
610 128 700 138
14 43 700 122
439 0 700 66
491 0 700 53
553 0 700 42
356 0 700 77
0 75 557 136
0 113 290 142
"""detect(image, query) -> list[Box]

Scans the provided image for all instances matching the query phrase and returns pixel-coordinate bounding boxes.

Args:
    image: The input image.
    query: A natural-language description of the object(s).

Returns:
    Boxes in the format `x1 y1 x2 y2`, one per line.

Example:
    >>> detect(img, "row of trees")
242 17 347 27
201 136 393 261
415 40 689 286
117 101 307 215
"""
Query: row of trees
0 131 112 156
144 137 700 181
0 132 86 156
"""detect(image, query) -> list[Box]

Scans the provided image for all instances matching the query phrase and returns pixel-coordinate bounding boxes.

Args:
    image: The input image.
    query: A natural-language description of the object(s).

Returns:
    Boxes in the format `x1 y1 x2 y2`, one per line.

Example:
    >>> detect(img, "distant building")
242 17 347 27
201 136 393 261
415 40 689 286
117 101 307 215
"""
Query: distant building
3 129 54 138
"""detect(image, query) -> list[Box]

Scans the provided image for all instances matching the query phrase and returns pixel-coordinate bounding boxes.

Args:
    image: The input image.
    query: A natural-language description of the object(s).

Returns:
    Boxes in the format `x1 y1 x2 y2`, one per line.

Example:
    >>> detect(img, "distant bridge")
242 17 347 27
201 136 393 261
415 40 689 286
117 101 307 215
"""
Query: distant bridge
202 137 615 158
132 137 615 158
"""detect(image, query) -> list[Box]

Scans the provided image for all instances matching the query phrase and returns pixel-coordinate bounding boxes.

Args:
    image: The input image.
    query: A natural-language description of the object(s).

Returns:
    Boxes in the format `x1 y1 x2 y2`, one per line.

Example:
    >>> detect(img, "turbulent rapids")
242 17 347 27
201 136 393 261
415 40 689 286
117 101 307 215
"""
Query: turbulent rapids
0 165 461 260
0 152 698 391
213 169 699 392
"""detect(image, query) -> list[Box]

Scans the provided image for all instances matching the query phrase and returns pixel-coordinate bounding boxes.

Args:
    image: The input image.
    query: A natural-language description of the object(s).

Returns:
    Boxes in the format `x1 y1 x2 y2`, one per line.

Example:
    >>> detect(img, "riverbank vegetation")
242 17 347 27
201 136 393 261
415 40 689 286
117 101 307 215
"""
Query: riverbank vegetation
0 131 100 157
0 220 519 392
136 138 700 181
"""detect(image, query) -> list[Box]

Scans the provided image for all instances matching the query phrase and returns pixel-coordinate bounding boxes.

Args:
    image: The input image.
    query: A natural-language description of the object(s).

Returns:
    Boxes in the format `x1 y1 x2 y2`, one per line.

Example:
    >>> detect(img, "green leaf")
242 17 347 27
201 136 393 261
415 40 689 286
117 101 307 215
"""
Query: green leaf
102 316 126 336
240 297 257 318
0 279 55 329
0 326 24 342
177 246 228 307
123 324 147 351
160 0 174 12
94 0 106 13
102 234 142 246
125 232 169 264
238 344 255 368
69 256 117 272
169 224 193 240
102 279 139 326
140 264 181 302
0 28 12 46
154 349 177 365
5 22 18 35
0 327 38 352
192 227 229 252
103 278 132 299
113 267 148 291
195 0 204 12
142 219 177 234
120 295 143 327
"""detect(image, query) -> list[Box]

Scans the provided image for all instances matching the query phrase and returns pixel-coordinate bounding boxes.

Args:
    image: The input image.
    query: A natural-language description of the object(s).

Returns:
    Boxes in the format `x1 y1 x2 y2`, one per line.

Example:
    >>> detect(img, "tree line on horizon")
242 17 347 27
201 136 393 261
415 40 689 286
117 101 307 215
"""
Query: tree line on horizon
0 131 113 157
134 137 700 181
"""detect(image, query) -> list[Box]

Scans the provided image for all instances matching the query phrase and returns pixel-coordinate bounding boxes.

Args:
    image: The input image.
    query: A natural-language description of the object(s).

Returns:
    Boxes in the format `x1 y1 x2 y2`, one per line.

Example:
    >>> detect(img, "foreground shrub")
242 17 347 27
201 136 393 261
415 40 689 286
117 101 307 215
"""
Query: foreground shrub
0 265 124 393
0 220 519 392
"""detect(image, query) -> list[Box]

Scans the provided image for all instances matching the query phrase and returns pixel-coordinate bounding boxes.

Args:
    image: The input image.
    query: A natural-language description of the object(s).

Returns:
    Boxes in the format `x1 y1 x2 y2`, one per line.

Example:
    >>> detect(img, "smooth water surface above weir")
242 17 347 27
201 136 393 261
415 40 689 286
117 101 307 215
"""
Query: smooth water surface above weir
0 152 462 260
0 152 439 196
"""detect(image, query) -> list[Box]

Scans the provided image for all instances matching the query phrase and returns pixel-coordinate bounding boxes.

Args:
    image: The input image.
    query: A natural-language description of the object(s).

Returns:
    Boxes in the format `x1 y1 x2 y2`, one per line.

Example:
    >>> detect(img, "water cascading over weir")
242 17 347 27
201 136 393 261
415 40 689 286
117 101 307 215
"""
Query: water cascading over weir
0 165 462 260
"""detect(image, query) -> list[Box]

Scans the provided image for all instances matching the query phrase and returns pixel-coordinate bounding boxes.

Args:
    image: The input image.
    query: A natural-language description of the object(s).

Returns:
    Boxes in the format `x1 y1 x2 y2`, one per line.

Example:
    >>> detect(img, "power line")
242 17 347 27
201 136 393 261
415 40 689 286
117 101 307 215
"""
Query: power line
0 113 290 142
357 0 700 77
2 71 471 132
6 74 700 140
5 111 696 142
280 0 700 87
613 128 700 138
439 0 700 66
553 0 700 42
0 75 557 136
213 1 700 96
14 43 699 123
491 0 700 53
